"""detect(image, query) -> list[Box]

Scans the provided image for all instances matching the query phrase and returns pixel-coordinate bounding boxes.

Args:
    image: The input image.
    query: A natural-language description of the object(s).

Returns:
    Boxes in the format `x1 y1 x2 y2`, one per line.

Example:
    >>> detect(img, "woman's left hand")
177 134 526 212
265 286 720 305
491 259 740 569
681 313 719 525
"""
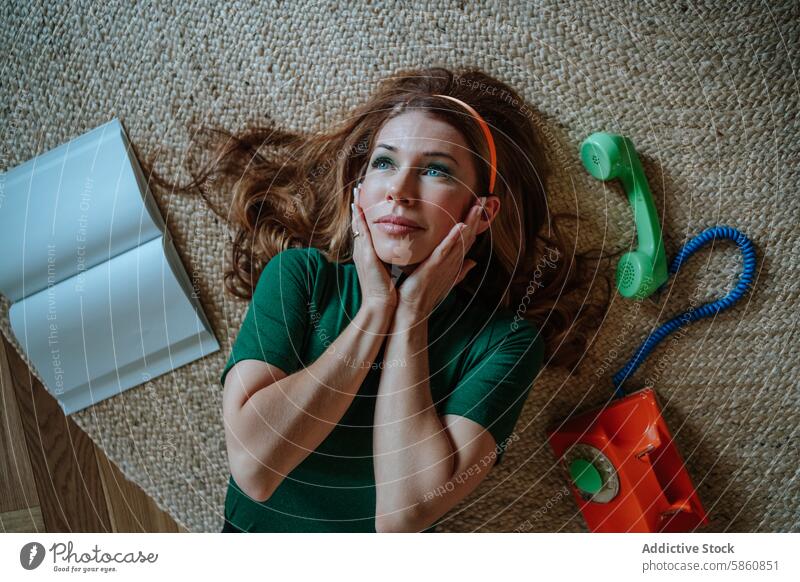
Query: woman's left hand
395 198 484 320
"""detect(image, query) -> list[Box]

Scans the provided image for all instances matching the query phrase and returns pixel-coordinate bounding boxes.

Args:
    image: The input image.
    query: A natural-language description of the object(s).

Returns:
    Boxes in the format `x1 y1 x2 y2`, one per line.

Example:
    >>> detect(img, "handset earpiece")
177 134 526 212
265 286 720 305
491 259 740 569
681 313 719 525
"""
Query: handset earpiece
580 132 668 299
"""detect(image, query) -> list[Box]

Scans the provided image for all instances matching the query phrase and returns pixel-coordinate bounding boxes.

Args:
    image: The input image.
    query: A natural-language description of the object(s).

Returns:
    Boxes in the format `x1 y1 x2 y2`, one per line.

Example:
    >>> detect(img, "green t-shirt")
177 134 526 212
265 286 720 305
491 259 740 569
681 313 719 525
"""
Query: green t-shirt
220 246 545 532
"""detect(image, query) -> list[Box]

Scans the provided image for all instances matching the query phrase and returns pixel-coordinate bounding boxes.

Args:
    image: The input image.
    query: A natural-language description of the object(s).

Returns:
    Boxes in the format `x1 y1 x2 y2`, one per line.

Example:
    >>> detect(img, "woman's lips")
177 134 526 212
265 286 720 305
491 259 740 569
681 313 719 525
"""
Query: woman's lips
375 223 424 236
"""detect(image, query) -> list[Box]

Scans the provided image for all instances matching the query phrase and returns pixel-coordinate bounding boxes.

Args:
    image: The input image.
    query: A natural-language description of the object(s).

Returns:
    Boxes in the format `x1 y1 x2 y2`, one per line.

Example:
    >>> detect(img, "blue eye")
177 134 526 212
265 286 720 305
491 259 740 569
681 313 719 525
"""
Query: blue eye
371 156 393 170
425 164 453 179
370 156 453 180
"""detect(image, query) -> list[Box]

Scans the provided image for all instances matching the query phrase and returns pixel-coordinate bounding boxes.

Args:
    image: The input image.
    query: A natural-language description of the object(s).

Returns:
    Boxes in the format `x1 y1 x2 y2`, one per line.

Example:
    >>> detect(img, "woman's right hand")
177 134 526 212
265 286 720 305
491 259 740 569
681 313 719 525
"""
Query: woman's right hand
351 184 398 312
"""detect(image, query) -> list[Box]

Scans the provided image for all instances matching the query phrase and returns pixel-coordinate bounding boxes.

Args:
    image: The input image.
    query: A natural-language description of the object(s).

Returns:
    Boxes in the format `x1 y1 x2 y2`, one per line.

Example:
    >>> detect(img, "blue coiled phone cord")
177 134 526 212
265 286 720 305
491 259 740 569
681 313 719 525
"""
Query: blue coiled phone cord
611 225 757 399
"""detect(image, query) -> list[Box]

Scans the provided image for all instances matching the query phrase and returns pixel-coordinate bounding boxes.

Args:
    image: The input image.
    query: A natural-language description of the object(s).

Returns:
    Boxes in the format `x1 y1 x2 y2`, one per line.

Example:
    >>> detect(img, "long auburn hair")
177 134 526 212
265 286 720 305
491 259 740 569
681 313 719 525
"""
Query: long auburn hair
139 66 611 371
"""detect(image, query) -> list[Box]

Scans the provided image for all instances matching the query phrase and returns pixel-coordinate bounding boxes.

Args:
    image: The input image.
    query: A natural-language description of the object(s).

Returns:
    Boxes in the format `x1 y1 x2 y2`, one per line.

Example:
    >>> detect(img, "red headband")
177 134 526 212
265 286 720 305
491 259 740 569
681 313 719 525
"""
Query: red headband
433 94 497 195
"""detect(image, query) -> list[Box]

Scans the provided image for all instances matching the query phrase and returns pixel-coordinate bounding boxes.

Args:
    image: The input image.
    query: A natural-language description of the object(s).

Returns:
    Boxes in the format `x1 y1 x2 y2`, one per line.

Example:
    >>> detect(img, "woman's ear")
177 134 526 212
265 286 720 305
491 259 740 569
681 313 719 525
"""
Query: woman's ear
476 195 500 235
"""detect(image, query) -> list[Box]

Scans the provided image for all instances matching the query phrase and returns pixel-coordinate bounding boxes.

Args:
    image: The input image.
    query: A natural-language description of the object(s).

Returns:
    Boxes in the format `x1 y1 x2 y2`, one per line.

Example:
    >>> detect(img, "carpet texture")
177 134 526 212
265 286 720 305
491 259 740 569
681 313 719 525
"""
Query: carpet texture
1 0 797 532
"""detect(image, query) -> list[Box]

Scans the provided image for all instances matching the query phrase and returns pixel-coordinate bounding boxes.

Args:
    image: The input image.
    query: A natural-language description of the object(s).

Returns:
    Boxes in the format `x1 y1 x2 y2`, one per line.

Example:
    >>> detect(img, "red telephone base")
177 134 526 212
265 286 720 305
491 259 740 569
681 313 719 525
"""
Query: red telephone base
548 387 709 533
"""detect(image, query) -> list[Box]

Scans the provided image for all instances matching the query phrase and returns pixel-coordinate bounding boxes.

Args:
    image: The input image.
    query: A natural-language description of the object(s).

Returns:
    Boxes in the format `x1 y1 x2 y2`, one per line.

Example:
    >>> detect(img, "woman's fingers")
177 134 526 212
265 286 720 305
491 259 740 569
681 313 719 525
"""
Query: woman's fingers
351 187 359 232
429 204 478 265
448 201 482 253
351 188 368 244
416 204 478 286
442 201 483 280
352 188 375 251
350 185 397 307
458 201 481 235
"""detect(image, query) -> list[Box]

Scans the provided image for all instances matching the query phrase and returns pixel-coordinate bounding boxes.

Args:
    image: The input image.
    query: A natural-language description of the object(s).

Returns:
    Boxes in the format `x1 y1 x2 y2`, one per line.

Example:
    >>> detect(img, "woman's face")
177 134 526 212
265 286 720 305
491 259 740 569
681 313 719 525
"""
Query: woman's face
358 110 492 271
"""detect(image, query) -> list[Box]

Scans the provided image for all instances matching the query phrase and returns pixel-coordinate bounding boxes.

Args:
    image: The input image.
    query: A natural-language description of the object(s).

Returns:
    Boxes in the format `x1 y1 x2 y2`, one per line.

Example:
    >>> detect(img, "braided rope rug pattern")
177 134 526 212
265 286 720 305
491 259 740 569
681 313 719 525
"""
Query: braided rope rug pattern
1 1 797 532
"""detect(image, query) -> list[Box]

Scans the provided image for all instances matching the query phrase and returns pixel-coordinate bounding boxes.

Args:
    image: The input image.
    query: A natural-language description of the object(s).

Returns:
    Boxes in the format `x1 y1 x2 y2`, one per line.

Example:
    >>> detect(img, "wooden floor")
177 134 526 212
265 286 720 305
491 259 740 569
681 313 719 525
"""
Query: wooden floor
0 333 187 533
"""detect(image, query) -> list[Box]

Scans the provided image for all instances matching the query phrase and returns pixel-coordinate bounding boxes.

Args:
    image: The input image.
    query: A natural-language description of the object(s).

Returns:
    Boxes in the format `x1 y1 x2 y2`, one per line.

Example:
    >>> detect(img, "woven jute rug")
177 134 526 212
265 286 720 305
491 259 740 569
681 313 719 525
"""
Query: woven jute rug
2 1 797 532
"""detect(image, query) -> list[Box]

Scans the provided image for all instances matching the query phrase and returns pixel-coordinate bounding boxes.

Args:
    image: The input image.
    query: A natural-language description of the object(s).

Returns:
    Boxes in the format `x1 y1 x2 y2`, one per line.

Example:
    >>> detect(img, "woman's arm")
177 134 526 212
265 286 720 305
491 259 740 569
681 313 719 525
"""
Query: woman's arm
223 300 393 503
372 306 499 532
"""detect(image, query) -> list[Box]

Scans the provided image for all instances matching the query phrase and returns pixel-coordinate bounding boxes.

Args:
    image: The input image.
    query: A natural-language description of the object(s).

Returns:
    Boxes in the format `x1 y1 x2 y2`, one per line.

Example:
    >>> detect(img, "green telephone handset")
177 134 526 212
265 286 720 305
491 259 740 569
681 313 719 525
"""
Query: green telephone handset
580 132 668 299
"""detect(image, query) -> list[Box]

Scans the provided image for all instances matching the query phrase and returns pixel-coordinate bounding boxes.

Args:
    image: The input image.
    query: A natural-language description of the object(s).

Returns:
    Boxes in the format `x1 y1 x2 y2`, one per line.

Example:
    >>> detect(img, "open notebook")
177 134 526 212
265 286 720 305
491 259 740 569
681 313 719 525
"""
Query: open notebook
0 119 219 414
